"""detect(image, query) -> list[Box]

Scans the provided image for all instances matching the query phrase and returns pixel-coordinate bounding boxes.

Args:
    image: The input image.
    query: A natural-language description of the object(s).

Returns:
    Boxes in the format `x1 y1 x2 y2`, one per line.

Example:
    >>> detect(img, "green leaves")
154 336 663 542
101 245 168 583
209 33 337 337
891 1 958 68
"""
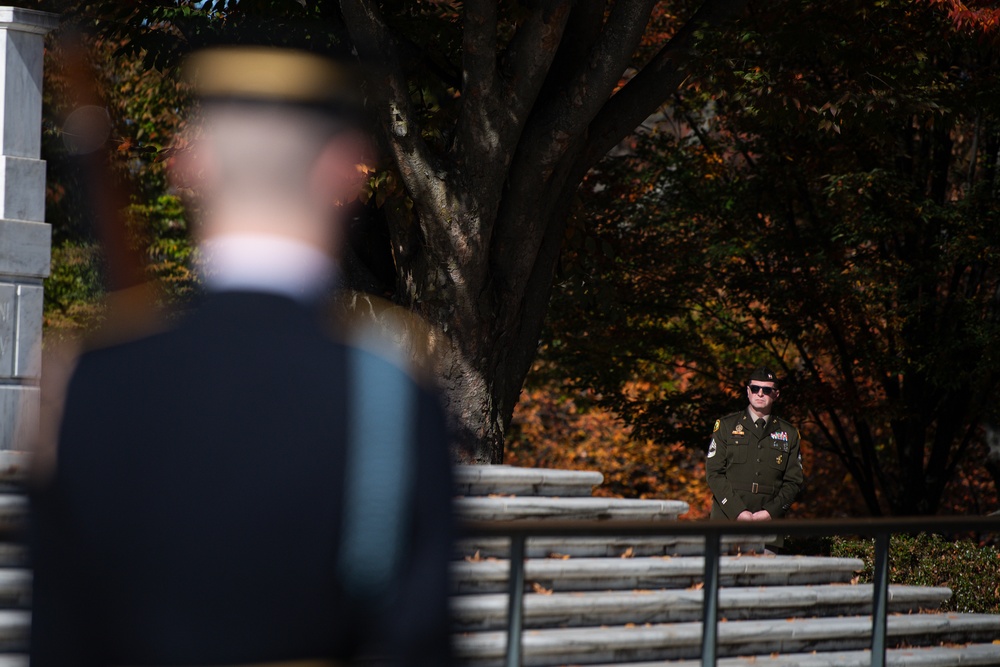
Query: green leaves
537 0 1000 516
832 534 1000 614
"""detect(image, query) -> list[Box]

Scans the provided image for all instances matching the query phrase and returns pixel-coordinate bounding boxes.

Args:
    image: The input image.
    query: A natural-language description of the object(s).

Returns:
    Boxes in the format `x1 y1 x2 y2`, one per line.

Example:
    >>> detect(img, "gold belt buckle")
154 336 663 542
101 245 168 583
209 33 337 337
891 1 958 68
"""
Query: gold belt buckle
751 482 759 493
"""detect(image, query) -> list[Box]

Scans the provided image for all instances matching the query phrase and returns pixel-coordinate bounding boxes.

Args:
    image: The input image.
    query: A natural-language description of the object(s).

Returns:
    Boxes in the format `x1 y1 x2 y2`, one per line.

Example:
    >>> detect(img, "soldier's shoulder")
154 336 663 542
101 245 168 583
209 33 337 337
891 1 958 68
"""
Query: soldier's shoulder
713 411 745 430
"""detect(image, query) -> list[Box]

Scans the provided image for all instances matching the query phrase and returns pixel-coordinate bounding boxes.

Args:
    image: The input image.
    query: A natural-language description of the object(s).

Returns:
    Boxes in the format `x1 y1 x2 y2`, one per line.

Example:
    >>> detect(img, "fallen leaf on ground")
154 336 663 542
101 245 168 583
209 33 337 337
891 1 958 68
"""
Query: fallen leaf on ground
531 582 553 595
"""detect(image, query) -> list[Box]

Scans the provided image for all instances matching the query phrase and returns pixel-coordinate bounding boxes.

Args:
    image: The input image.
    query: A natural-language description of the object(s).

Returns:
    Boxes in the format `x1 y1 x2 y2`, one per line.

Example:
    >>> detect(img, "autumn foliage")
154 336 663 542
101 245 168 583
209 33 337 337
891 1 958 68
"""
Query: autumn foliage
507 378 996 519
506 379 713 518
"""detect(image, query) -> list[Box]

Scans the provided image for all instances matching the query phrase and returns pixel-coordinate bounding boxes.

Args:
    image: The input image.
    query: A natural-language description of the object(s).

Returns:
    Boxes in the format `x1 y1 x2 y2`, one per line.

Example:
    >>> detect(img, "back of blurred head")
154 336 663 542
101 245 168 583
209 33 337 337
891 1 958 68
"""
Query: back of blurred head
174 47 371 259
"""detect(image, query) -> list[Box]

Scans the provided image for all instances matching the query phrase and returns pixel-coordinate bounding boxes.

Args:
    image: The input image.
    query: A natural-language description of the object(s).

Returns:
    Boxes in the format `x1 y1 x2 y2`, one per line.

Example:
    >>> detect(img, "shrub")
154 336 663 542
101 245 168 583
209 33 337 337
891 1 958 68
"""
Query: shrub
830 533 1000 614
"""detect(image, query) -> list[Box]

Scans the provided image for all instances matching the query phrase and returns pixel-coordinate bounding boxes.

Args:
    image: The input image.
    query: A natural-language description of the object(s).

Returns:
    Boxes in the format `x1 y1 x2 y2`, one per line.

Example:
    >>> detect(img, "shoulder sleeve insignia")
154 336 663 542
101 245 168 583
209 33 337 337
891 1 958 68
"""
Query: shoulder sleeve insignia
713 419 720 433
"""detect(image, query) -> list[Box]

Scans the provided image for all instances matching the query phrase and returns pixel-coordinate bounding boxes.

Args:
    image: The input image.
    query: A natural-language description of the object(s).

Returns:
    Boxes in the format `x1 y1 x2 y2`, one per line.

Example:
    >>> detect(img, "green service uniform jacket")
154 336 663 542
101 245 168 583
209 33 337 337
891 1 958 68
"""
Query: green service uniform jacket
706 410 803 519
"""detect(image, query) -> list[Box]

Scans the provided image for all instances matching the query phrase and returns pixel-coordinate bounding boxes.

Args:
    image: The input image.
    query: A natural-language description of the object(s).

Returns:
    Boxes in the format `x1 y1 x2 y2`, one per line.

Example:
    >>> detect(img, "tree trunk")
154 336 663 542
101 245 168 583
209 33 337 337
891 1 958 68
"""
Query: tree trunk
339 0 752 462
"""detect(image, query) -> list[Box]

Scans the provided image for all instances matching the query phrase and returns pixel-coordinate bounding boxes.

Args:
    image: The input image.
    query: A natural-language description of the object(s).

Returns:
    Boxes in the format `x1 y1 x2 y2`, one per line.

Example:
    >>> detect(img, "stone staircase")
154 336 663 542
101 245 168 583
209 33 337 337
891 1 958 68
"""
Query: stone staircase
1 458 997 665
452 465 1000 667
0 452 32 665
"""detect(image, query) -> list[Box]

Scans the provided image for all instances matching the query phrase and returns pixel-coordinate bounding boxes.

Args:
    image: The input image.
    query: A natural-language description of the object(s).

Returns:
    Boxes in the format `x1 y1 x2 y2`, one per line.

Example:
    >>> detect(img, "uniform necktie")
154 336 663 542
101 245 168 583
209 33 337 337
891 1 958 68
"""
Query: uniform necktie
755 418 765 431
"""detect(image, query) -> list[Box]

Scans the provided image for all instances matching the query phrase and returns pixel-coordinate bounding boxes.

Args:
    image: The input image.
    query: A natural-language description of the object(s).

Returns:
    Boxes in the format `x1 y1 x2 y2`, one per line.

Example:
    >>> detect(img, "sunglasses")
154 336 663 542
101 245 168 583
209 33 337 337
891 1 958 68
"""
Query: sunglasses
748 384 776 396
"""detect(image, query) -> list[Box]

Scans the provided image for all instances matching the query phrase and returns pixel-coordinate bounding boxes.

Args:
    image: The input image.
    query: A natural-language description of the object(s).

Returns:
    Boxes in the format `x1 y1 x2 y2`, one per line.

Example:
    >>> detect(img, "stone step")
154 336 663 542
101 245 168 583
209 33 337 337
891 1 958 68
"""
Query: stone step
0 496 25 535
0 453 27 488
453 613 1000 666
0 546 26 569
455 465 604 497
451 555 863 594
0 571 29 609
0 611 28 653
590 643 1000 667
0 657 24 667
454 496 689 522
456 535 769 559
451 584 951 631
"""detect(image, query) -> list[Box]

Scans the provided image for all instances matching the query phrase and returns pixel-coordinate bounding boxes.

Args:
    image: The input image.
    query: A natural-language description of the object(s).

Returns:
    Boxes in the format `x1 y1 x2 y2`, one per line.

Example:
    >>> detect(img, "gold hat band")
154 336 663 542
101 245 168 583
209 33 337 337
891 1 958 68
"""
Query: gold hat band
183 46 359 107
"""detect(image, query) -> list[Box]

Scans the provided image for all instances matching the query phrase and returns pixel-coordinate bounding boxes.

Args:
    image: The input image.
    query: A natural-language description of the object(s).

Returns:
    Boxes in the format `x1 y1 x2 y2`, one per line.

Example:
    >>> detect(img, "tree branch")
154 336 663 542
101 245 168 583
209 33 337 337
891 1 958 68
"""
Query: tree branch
340 0 452 248
500 1 573 127
557 0 659 138
580 0 750 171
455 0 499 165
544 0 608 94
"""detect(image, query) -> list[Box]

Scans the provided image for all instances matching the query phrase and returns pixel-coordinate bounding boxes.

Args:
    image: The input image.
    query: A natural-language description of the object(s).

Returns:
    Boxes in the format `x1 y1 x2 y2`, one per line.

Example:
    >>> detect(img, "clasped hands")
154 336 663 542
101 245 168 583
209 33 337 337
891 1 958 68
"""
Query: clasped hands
736 510 771 521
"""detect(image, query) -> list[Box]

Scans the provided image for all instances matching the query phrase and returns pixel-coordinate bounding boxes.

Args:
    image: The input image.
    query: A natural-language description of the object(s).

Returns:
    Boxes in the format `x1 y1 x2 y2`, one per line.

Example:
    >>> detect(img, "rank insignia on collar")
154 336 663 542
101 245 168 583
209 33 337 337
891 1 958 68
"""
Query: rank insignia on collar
713 419 720 433
733 424 745 436
776 454 783 466
772 431 788 441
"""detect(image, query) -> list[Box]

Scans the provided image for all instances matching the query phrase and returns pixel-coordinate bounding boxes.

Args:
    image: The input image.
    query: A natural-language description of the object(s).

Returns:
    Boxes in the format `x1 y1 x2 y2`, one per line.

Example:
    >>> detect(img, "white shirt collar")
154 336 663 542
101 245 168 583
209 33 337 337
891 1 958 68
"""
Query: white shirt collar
198 234 336 302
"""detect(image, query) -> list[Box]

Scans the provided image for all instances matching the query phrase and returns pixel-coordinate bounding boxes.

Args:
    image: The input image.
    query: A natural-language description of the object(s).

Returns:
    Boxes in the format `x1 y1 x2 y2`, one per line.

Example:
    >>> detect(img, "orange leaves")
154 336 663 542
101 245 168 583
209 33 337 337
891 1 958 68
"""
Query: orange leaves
507 381 713 518
531 582 553 595
930 0 1000 36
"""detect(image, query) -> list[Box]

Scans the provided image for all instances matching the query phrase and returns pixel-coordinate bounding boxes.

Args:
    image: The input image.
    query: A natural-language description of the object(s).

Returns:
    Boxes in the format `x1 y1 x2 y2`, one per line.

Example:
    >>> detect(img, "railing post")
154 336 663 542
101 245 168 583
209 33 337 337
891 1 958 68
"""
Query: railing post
871 531 890 667
700 529 721 667
505 533 527 667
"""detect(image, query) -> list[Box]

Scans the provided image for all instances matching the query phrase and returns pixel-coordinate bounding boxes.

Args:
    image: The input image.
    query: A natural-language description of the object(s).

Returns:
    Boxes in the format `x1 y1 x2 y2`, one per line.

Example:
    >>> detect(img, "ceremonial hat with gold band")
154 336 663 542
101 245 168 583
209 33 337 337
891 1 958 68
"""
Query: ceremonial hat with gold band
182 46 363 121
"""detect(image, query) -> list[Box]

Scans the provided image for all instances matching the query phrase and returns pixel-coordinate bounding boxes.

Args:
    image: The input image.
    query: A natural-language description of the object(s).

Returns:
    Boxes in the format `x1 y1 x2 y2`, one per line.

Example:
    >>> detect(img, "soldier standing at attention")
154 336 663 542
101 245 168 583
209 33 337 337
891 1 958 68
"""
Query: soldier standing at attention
30 45 454 666
706 367 804 528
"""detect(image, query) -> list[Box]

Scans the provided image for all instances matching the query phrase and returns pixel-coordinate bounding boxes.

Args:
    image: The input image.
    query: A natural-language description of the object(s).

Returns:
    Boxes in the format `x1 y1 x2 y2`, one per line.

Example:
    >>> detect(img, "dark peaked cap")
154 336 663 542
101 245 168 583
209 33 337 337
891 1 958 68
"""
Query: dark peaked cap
182 46 363 119
748 366 778 385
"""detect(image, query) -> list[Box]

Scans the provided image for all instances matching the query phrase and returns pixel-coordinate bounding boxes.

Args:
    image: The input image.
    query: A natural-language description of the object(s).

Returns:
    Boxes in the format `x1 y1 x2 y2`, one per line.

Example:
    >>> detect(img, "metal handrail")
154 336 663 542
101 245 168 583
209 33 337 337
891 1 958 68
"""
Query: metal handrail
460 516 1000 667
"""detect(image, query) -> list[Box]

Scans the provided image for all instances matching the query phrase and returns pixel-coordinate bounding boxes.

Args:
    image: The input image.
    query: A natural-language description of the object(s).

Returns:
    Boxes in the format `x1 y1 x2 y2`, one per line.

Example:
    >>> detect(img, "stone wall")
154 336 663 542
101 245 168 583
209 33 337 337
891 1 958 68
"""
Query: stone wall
0 7 57 450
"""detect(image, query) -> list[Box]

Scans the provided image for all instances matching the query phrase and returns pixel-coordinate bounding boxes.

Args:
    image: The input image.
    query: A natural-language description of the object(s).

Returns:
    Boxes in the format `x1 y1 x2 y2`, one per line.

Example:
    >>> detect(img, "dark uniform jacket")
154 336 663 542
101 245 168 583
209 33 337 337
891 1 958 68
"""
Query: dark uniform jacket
706 410 803 520
29 291 454 667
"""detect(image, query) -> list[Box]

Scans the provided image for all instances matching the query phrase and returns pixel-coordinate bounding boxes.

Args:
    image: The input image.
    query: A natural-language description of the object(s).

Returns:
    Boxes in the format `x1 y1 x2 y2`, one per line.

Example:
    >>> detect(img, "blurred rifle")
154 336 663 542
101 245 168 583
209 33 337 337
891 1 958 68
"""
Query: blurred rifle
57 32 162 344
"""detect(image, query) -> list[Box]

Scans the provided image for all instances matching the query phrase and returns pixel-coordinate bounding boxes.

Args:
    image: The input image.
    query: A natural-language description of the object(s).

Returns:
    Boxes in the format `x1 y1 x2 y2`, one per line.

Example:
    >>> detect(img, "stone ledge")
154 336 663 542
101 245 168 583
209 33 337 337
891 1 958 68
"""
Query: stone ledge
0 8 59 35
455 496 689 522
0 495 23 533
455 465 604 497
589 643 1000 667
0 452 24 486
451 555 864 593
453 613 1000 666
0 569 29 608
0 610 27 653
451 584 952 630
455 535 769 559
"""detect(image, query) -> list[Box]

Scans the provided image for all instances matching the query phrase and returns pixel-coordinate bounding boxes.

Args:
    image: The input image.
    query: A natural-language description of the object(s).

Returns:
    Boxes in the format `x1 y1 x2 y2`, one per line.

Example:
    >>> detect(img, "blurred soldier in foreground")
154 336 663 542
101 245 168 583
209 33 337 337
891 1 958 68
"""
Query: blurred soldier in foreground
30 46 454 666
706 367 803 549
